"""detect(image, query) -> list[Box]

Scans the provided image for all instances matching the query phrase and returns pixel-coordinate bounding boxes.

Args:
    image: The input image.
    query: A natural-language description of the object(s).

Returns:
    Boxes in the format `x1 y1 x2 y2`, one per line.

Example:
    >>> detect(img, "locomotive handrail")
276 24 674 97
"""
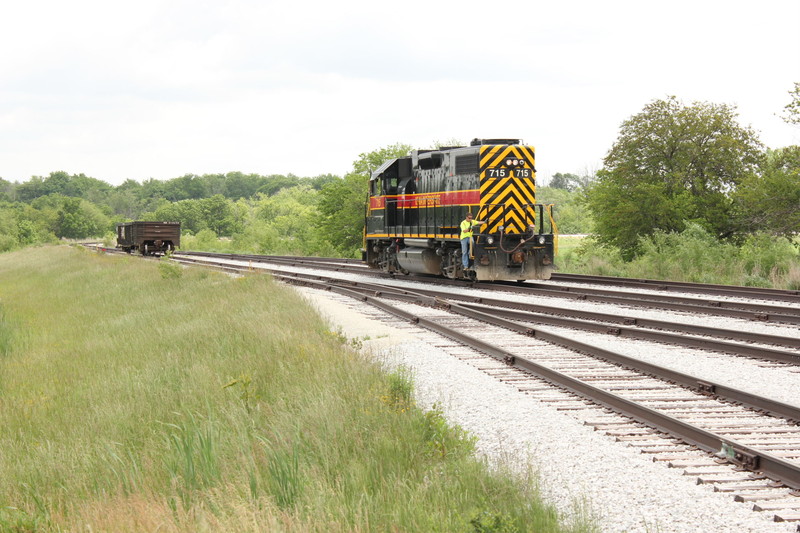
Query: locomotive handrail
381 197 558 240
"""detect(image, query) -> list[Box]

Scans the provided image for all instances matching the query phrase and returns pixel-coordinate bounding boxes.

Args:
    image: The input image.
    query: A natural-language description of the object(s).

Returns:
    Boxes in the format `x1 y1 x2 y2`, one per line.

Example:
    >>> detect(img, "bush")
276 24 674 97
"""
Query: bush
561 226 800 288
158 256 183 279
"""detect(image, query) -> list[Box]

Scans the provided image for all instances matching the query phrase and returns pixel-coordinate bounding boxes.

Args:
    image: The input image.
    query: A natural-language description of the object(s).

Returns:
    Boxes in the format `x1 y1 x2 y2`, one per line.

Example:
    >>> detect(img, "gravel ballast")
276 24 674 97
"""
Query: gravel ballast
296 285 799 533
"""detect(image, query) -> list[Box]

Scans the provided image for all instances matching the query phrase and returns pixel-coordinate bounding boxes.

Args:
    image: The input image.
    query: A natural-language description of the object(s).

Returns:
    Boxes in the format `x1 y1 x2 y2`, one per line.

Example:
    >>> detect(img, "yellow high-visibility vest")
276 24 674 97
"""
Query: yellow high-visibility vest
460 219 480 240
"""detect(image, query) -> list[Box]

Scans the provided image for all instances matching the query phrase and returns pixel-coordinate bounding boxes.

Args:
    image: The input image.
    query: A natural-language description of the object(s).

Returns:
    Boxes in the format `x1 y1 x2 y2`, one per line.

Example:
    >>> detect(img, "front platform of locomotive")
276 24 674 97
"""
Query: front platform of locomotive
363 138 557 282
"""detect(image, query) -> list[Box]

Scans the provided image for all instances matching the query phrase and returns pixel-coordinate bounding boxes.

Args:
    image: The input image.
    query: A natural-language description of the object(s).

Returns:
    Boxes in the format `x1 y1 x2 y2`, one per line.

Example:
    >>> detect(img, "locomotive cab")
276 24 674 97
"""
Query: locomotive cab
363 138 557 282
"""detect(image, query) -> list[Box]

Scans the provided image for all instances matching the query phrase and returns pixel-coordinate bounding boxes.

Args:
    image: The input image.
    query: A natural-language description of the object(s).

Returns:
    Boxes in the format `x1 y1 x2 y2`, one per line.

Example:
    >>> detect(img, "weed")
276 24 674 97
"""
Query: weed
327 327 348 345
383 368 414 412
161 412 220 504
469 510 519 533
256 436 302 509
0 507 43 533
0 306 13 358
564 227 800 289
422 404 476 459
349 337 363 350
158 257 183 279
100 443 142 495
223 373 258 413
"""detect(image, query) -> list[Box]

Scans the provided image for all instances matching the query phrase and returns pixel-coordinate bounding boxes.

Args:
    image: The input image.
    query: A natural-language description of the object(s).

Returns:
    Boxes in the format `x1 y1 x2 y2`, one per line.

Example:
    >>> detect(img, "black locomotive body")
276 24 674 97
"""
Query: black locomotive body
116 221 180 255
363 139 557 281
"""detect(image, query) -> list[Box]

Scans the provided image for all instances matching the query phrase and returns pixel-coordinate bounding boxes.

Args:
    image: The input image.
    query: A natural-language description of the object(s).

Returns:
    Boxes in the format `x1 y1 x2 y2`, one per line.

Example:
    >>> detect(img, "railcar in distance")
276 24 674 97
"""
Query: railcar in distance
363 138 557 281
116 221 181 256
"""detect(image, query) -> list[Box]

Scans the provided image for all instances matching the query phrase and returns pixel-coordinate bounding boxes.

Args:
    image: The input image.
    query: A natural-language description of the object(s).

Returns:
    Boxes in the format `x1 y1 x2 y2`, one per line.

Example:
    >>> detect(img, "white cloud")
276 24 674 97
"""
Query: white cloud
1 0 798 184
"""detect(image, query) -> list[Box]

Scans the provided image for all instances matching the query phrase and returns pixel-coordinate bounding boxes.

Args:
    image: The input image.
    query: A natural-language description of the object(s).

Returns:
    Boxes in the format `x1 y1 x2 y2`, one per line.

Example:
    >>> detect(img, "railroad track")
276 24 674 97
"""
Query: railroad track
549 272 800 303
175 251 800 325
87 246 800 526
190 252 800 305
282 276 800 524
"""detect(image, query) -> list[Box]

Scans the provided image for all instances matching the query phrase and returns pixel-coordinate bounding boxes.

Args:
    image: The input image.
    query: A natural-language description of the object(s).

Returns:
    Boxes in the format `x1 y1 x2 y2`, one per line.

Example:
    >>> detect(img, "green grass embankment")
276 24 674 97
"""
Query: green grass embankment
556 230 800 289
0 246 584 532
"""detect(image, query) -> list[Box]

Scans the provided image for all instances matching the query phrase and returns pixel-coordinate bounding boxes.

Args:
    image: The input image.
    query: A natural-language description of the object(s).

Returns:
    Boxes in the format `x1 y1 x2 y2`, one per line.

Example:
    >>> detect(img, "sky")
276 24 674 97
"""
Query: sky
1 0 799 186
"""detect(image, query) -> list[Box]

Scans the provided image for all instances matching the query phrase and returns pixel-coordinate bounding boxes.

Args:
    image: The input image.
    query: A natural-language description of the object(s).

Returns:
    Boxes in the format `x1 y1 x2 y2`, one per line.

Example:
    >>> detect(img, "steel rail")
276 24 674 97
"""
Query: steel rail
318 282 800 491
175 251 800 323
552 272 800 303
352 282 800 351
168 257 800 366
179 252 800 324
459 302 800 365
157 252 800 489
234 266 800 423
182 250 800 302
498 281 800 321
300 278 800 423
251 253 800 304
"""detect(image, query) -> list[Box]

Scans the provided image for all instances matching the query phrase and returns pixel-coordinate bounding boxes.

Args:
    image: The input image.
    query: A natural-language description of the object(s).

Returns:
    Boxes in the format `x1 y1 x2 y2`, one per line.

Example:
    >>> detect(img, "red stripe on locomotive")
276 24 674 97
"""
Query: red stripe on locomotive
369 190 480 210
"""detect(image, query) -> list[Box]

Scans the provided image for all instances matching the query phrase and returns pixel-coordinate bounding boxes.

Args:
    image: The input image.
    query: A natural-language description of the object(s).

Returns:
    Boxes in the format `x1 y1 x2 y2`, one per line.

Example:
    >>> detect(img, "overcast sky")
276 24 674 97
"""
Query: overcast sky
2 0 798 186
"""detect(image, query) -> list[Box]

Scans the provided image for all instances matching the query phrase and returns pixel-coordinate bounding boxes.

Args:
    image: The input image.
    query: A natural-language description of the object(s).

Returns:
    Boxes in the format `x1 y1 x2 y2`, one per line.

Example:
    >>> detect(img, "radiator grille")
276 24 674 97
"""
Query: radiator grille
455 154 479 175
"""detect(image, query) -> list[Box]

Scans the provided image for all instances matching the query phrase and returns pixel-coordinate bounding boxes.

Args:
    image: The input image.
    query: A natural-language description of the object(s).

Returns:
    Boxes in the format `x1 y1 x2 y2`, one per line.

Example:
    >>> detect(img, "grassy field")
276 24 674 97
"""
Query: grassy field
555 232 800 289
0 246 588 532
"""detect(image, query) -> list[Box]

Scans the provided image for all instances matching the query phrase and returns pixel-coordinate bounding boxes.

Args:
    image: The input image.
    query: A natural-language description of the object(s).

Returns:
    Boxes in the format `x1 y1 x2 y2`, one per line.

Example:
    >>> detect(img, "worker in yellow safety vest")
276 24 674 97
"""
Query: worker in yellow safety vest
460 212 486 271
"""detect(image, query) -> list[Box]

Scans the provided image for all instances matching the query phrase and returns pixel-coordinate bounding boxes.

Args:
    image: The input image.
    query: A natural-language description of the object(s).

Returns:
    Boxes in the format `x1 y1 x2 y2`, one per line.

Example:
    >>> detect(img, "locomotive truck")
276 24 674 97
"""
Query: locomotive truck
363 138 557 281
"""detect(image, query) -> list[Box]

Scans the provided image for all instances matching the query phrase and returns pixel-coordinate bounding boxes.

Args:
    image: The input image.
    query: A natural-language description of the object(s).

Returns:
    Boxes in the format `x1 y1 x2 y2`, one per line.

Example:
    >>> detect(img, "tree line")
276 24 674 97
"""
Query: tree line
1 85 798 263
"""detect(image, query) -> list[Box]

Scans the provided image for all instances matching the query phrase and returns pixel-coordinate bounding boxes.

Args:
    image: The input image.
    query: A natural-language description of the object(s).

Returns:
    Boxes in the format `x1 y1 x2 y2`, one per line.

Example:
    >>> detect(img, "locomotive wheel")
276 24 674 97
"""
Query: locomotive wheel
441 249 461 279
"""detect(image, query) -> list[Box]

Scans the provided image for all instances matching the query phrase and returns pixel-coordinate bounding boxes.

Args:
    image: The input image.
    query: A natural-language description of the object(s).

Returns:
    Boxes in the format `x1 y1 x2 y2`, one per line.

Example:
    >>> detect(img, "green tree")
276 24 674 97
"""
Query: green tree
162 174 208 201
108 184 143 219
307 173 339 190
54 197 110 239
0 203 19 252
535 186 593 234
548 172 590 191
352 143 412 175
734 146 800 239
223 172 269 199
317 143 412 255
149 200 204 234
781 82 800 125
244 185 326 254
0 178 13 202
16 176 48 202
199 194 242 236
15 171 112 203
586 96 763 258
256 175 302 196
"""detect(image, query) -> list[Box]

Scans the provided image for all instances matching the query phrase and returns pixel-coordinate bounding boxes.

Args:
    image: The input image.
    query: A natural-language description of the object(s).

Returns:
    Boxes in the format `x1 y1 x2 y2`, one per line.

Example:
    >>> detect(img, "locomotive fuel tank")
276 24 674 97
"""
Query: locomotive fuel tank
395 247 442 276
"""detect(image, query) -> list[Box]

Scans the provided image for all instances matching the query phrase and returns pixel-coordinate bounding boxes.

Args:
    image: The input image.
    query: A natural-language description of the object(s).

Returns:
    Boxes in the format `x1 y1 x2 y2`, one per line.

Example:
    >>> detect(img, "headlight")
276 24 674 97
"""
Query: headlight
486 236 494 245
538 236 546 245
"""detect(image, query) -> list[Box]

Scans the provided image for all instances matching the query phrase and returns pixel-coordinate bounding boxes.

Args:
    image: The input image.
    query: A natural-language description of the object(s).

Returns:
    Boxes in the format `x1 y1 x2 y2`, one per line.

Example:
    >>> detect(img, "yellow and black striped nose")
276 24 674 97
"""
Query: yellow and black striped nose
477 144 537 234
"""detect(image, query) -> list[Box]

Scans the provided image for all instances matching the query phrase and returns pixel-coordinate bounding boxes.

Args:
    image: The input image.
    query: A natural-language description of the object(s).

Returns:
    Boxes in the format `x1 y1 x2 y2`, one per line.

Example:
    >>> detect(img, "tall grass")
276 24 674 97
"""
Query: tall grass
558 225 800 289
0 245 583 532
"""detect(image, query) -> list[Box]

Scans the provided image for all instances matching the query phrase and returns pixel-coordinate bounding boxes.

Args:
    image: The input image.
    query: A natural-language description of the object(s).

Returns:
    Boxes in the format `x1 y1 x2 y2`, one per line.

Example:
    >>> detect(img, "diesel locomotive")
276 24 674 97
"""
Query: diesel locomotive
363 138 557 281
